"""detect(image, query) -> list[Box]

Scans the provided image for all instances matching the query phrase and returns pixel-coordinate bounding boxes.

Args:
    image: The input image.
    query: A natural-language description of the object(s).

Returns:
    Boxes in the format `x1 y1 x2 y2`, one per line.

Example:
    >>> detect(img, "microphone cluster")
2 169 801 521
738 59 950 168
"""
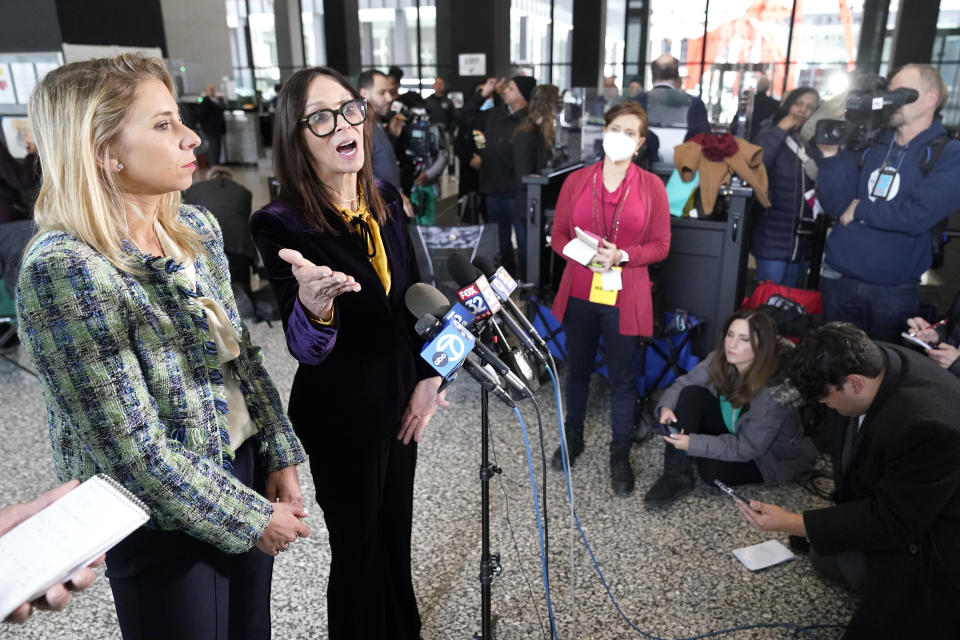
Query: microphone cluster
404 254 550 406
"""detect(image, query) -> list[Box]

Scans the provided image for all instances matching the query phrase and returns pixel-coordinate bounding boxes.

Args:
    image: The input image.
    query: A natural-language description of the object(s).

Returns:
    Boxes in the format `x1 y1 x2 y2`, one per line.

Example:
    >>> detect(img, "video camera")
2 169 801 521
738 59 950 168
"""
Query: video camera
404 107 435 163
814 75 918 151
381 99 411 126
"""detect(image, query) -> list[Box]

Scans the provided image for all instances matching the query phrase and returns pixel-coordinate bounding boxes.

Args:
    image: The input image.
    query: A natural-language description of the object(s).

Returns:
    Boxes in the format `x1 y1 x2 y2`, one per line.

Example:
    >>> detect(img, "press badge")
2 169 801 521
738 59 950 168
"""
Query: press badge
589 267 622 306
871 167 898 200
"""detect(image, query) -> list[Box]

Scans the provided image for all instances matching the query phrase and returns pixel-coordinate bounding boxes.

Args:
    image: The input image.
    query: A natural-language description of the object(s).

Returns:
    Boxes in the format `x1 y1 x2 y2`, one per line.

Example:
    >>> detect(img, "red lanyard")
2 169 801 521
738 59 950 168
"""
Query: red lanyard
591 164 630 243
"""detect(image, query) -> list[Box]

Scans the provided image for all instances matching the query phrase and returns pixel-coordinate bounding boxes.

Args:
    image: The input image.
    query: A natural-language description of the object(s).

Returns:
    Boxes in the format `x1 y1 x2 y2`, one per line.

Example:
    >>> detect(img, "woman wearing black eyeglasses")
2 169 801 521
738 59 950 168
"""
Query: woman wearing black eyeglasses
250 67 447 640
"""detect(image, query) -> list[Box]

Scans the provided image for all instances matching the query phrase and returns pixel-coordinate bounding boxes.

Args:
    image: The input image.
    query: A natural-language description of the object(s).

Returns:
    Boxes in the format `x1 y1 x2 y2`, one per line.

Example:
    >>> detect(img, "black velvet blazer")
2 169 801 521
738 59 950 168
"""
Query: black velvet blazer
251 181 434 449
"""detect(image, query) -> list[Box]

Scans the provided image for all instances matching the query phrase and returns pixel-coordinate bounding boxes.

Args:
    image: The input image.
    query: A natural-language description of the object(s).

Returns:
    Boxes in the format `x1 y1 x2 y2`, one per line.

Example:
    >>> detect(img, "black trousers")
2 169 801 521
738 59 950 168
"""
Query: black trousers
563 297 640 449
310 435 420 640
674 385 764 486
105 440 274 640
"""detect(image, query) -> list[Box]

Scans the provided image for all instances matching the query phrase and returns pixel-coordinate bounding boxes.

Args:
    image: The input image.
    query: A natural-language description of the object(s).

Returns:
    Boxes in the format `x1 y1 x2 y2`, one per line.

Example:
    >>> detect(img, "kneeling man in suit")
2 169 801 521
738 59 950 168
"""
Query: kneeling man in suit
738 322 960 639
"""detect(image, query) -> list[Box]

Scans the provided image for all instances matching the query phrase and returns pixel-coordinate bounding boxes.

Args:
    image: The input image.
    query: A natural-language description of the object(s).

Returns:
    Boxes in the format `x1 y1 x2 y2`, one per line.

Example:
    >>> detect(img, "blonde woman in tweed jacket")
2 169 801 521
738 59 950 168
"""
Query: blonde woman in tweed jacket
16 54 308 640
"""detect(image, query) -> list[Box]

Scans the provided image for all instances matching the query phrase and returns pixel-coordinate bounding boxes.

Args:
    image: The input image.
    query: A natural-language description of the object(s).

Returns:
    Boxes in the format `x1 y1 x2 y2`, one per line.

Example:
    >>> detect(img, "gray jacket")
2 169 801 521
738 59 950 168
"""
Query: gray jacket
658 354 818 485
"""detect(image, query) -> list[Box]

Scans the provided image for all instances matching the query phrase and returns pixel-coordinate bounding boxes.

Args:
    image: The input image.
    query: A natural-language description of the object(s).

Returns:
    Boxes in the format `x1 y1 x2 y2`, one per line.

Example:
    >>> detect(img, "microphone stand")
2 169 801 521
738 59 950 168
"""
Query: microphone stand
475 327 502 640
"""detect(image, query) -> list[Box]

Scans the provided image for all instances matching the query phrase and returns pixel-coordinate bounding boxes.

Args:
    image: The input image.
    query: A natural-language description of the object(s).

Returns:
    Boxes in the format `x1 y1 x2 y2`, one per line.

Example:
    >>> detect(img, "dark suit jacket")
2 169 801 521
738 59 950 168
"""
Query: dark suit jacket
198 96 226 136
0 143 39 223
460 92 525 198
635 84 710 141
804 345 960 639
182 177 255 262
371 123 402 190
249 181 434 449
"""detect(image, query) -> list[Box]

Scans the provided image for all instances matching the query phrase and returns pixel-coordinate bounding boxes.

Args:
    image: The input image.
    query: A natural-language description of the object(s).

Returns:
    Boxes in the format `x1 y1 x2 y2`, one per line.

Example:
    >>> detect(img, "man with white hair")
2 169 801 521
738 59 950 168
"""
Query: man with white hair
816 64 960 342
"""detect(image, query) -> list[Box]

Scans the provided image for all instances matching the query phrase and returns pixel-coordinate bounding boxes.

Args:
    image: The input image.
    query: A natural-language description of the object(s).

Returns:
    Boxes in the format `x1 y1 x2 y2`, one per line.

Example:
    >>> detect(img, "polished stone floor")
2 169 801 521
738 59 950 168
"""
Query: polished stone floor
8 163 959 639
0 315 857 640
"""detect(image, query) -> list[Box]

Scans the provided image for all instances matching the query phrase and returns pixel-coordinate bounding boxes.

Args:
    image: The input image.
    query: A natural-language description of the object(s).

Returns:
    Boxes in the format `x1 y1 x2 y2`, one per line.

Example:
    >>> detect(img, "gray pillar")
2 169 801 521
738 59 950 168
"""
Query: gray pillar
436 0 511 95
324 0 361 78
394 8 410 68
571 0 606 87
856 0 891 74
890 0 941 67
275 0 305 82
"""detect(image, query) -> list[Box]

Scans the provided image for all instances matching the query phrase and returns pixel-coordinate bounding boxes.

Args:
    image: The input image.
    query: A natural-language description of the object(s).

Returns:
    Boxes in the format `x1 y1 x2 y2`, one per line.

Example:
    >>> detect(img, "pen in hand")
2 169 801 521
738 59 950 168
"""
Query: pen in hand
909 318 947 336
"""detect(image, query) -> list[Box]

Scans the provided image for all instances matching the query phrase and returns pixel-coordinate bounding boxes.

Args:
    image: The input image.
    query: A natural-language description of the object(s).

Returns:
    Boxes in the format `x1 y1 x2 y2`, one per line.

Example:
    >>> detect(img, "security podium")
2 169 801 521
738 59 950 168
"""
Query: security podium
658 177 754 353
521 161 584 294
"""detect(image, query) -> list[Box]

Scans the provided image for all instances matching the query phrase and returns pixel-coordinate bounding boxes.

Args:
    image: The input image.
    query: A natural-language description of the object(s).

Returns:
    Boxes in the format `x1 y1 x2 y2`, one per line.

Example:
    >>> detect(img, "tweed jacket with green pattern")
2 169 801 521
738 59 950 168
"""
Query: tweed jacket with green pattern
16 204 305 554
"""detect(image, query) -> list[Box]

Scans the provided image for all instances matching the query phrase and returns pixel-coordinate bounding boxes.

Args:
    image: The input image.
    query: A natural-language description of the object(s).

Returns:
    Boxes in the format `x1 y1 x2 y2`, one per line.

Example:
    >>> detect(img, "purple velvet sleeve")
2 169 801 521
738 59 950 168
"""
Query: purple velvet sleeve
285 297 338 366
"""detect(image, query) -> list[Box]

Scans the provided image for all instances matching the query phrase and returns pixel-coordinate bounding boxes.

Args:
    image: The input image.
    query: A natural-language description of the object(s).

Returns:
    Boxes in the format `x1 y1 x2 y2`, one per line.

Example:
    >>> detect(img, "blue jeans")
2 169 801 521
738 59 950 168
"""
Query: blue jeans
820 274 918 342
485 195 526 278
563 297 640 449
755 259 810 288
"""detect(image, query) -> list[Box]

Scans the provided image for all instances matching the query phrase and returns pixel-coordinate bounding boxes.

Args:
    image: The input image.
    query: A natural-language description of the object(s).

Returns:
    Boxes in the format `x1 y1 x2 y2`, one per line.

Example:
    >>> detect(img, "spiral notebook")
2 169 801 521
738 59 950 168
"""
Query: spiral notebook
732 539 795 571
0 475 150 619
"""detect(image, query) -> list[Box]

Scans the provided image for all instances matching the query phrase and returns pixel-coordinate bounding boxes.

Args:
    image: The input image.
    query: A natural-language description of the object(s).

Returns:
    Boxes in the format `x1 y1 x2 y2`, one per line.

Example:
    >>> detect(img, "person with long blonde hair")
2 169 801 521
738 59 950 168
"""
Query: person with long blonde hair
17 53 309 639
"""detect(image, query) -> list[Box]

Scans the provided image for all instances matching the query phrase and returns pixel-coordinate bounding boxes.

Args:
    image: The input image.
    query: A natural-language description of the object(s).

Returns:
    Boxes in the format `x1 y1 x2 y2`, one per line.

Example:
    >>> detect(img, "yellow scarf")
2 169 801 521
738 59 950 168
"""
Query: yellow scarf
336 188 391 294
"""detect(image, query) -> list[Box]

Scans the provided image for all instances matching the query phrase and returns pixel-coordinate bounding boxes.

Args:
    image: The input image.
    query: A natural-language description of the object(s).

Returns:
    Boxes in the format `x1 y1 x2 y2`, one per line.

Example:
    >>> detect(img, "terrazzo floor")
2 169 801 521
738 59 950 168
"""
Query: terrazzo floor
0 317 857 640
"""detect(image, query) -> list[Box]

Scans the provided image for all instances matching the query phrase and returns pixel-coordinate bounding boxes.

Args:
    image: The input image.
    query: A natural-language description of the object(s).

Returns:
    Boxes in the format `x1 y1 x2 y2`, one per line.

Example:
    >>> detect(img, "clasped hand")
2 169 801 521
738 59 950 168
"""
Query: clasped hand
589 238 623 272
257 466 310 557
278 248 361 322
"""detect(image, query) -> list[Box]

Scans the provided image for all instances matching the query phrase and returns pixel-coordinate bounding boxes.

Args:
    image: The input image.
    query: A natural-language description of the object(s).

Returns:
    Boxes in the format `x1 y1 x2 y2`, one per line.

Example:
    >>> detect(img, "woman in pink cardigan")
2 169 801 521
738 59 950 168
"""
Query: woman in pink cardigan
550 101 671 496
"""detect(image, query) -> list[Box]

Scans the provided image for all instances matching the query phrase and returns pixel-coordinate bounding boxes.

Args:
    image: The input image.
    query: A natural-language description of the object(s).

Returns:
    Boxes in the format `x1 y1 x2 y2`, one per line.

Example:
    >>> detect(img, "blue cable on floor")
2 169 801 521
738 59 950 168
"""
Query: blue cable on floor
514 406 560 639
543 365 845 640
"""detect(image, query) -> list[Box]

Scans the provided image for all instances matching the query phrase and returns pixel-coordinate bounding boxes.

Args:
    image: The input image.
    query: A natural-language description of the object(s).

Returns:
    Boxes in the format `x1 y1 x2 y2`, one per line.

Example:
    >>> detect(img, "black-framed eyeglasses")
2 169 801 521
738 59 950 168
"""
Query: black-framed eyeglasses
299 99 367 138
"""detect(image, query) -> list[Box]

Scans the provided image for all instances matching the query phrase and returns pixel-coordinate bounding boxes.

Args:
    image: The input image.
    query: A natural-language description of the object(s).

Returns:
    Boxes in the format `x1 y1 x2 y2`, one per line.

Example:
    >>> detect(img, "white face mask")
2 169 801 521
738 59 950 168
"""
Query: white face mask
602 131 638 162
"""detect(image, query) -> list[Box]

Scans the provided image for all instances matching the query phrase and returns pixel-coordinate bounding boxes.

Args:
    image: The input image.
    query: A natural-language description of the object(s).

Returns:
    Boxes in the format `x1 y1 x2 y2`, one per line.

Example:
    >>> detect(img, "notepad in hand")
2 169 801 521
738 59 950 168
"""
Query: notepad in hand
562 226 603 266
732 539 795 571
901 332 932 351
0 475 150 620
574 226 601 250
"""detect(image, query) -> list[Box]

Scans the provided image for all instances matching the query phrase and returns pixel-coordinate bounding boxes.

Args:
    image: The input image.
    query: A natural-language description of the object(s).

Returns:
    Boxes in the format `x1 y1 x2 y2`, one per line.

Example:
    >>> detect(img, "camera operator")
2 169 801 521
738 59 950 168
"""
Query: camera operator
395 93 447 225
816 64 960 342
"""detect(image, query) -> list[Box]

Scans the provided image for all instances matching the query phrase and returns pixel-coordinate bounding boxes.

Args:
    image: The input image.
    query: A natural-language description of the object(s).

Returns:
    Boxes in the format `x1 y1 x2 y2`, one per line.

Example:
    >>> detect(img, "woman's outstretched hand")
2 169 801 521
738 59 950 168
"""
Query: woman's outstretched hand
278 248 361 322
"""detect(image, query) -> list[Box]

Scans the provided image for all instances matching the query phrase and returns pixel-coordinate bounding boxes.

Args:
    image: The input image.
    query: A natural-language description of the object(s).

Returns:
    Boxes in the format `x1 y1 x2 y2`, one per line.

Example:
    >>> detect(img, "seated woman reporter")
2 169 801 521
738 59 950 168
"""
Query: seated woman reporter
643 310 818 510
250 67 447 640
16 54 308 639
549 101 671 496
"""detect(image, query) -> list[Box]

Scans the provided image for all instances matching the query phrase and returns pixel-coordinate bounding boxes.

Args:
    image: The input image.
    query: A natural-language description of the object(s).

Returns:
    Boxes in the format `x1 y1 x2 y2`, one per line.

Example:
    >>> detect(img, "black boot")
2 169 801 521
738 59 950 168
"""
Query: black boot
551 424 585 472
643 445 695 510
609 444 635 496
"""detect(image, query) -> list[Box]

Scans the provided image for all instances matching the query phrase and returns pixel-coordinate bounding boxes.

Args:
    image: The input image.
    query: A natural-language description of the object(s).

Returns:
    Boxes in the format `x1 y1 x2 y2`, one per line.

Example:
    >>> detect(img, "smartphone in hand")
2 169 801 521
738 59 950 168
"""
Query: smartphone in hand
714 479 758 511
653 422 680 437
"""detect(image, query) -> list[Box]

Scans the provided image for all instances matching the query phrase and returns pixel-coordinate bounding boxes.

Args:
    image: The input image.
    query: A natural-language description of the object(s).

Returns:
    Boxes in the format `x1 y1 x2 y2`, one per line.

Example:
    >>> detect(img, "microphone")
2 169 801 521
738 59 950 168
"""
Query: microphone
406 282 476 328
447 253 543 391
449 253 545 361
413 313 515 407
472 256 550 355
389 99 410 117
416 312 532 400
408 286 533 400
448 253 502 321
